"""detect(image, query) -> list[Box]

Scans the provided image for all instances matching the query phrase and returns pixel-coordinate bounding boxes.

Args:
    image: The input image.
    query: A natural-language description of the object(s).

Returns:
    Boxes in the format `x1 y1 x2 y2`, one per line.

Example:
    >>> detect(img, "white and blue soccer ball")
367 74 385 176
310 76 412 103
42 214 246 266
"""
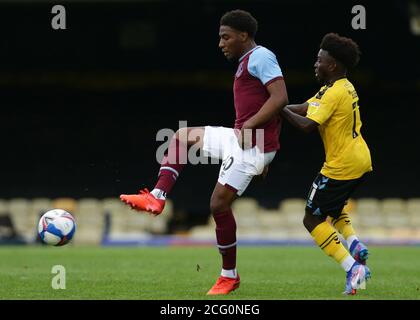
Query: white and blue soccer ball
38 209 76 246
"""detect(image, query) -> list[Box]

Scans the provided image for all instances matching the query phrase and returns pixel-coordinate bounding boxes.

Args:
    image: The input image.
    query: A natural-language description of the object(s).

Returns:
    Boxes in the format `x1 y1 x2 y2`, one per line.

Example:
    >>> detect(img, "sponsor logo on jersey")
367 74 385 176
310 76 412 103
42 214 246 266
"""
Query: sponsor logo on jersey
307 101 320 116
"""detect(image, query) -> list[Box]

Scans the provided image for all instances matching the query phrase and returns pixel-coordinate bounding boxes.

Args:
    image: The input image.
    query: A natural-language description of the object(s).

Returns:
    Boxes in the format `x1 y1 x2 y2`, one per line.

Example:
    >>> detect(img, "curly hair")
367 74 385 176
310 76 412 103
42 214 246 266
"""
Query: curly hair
220 9 258 38
320 33 361 69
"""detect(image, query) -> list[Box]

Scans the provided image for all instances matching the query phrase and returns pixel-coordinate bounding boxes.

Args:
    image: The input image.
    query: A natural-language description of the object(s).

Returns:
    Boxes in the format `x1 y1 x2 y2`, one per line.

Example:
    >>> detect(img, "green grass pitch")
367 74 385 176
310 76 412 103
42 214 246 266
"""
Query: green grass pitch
0 245 419 300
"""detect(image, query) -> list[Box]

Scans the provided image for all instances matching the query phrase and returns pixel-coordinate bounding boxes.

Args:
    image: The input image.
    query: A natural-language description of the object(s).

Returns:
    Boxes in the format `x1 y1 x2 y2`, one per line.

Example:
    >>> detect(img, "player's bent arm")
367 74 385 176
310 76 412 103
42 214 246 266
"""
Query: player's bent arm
242 79 289 129
281 105 319 133
285 102 308 116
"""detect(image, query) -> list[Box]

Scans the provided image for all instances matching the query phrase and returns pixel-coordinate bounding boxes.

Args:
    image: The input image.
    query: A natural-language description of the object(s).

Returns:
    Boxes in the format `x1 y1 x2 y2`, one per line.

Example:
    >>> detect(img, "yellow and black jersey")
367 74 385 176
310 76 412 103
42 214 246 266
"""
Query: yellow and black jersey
306 78 373 180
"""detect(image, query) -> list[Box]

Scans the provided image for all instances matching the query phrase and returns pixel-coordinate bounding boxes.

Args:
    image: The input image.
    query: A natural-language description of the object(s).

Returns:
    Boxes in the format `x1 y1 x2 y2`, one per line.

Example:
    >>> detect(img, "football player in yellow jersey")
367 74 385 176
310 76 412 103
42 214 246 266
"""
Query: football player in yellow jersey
281 33 372 295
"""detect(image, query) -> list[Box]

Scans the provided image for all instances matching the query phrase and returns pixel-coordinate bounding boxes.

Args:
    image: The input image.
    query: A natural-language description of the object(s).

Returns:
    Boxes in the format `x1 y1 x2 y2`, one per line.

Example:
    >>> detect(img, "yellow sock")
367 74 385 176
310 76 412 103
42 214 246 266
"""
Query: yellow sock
311 221 351 266
331 212 356 239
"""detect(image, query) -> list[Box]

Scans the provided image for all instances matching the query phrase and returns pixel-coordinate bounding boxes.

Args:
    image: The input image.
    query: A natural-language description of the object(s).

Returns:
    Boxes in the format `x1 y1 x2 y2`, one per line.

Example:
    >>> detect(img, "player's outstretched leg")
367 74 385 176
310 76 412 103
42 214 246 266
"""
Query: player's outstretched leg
304 211 371 295
120 127 204 215
331 212 369 265
207 183 240 295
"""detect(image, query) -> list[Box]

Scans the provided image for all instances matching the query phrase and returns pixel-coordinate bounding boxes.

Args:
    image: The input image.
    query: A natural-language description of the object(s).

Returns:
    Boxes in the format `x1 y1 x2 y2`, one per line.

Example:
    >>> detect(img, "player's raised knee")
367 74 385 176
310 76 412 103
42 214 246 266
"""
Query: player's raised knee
175 127 204 146
174 127 189 140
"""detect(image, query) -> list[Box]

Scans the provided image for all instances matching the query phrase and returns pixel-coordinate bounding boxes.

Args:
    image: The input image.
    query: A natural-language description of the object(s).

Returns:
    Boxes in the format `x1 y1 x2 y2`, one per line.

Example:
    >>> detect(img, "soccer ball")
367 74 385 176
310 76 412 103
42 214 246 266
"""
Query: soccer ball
38 209 76 246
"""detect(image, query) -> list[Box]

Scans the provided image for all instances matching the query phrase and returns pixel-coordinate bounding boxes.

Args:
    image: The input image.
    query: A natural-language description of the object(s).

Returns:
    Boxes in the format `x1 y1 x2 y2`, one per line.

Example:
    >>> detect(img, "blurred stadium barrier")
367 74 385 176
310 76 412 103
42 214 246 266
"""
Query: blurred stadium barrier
0 197 419 246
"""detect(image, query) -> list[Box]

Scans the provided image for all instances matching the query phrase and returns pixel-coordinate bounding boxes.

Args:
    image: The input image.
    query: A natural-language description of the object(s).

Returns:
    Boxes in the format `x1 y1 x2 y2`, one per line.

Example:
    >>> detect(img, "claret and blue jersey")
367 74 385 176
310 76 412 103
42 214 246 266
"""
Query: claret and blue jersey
233 45 284 153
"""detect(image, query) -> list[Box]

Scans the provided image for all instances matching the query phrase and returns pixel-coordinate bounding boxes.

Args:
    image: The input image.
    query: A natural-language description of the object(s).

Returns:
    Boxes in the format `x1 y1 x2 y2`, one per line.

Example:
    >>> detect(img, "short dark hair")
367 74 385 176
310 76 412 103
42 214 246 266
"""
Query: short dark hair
220 9 258 38
320 33 361 69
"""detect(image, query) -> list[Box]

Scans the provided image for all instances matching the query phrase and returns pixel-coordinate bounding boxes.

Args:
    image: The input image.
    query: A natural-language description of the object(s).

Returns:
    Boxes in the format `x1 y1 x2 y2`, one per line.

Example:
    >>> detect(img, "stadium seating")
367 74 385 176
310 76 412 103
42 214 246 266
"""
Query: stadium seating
232 198 262 237
407 198 420 225
29 198 52 240
30 198 52 221
280 198 308 239
52 198 77 213
7 198 33 242
148 199 173 234
101 197 173 240
258 207 288 239
0 199 8 219
354 198 386 238
0 199 18 241
188 215 215 239
0 197 419 245
74 198 104 245
382 198 409 228
407 198 420 238
101 197 129 236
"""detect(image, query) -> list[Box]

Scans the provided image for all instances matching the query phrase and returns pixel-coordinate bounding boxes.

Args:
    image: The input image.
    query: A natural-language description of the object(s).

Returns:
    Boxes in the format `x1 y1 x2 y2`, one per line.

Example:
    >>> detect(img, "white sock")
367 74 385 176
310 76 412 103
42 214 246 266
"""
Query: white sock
346 235 359 249
341 255 356 272
150 189 167 200
221 268 237 279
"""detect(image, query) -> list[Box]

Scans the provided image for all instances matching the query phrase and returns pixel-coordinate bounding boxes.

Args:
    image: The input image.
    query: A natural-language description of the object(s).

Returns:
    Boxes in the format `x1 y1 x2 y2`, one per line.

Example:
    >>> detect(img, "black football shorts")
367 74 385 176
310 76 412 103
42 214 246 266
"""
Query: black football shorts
305 172 368 219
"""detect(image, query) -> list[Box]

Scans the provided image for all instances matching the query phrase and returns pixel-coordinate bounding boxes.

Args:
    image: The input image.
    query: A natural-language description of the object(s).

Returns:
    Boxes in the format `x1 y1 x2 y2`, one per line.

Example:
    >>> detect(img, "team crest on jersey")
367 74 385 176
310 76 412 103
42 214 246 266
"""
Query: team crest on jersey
235 62 244 78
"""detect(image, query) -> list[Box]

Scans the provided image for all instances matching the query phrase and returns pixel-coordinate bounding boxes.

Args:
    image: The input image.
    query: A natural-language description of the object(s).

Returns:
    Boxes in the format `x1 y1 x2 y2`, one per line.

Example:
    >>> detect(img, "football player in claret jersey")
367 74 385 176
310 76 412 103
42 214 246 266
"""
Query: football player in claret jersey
281 33 372 295
120 10 288 294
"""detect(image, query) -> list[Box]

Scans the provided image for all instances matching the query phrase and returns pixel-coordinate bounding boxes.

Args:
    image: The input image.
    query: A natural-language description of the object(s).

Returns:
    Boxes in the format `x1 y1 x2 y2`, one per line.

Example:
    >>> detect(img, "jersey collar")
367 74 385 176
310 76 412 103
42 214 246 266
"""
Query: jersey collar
239 45 261 62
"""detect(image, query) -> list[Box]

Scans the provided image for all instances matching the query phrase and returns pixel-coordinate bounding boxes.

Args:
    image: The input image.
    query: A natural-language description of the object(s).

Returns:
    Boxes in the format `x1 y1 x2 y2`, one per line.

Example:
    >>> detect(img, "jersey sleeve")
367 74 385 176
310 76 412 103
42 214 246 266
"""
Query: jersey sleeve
248 47 283 86
306 89 338 125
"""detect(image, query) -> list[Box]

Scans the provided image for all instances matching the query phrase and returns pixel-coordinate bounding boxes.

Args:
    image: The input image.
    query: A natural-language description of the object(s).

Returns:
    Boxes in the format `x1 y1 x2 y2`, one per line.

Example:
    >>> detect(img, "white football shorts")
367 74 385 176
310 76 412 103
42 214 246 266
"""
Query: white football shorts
202 126 276 196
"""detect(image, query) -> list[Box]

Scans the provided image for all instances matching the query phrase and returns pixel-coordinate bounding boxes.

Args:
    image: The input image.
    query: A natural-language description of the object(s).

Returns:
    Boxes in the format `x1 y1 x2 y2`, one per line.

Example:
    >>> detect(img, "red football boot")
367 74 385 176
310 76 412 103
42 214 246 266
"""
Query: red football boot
120 188 165 215
206 275 240 295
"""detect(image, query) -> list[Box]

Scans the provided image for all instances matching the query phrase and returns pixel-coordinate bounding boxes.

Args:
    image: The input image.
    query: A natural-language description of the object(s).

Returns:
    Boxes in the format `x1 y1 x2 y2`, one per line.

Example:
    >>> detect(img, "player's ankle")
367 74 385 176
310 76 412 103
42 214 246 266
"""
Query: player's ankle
221 268 238 279
150 188 167 200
